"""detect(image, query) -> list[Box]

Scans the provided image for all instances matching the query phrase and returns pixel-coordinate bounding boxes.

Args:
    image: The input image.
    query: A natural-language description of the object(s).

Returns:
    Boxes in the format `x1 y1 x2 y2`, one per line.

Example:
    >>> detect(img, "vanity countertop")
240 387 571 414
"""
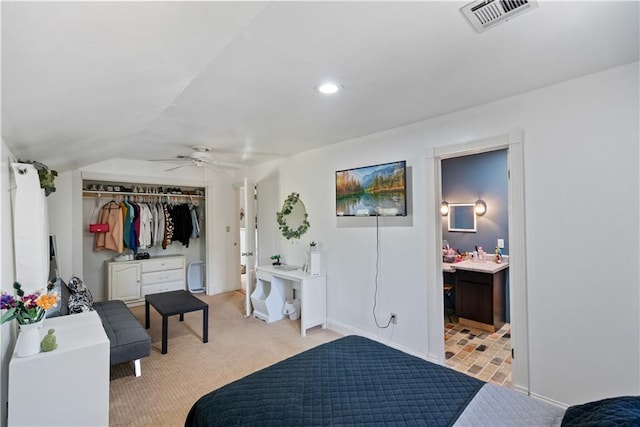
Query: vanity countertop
257 264 324 280
443 257 509 274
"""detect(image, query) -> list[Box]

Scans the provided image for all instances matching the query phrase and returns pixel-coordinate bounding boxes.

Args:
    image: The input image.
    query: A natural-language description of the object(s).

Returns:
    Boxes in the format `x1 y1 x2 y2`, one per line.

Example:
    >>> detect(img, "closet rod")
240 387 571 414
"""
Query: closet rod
82 190 204 199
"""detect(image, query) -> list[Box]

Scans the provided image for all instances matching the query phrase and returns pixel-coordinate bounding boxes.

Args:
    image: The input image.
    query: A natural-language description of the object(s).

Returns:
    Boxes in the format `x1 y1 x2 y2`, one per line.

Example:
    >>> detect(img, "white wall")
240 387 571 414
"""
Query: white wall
522 63 639 404
244 62 640 406
254 164 283 266
0 139 17 427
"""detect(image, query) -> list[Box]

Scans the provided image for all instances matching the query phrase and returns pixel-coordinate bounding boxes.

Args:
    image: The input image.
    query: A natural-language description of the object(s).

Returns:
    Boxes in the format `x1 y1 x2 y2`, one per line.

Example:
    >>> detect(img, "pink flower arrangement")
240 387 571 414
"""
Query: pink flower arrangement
1 282 60 325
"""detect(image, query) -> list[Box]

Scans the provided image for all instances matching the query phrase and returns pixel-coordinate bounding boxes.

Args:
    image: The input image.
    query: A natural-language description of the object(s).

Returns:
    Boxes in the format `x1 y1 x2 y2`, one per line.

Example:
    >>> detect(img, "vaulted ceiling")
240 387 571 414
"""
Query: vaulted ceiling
2 1 638 172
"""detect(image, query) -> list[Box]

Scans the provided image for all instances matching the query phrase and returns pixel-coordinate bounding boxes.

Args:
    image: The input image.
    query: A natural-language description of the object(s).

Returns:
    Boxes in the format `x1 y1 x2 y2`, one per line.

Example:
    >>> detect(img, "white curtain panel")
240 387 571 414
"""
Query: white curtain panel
11 163 49 293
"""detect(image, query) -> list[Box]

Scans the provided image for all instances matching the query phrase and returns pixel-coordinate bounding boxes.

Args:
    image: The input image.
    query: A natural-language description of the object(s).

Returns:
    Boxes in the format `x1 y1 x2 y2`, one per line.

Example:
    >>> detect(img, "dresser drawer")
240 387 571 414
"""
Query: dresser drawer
141 257 184 273
456 269 493 285
256 269 272 281
141 281 184 297
141 269 184 286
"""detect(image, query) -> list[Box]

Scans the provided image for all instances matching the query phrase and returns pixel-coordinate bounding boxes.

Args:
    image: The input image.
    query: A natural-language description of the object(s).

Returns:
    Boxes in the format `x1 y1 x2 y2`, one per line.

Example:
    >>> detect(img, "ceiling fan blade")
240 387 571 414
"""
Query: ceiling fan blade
150 148 244 173
212 164 241 171
165 164 191 172
207 159 243 170
204 146 281 157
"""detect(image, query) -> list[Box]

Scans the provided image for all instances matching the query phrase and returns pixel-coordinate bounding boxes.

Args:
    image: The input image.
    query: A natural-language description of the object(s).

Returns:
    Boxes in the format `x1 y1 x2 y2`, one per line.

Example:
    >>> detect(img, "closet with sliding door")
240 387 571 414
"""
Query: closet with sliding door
81 178 207 305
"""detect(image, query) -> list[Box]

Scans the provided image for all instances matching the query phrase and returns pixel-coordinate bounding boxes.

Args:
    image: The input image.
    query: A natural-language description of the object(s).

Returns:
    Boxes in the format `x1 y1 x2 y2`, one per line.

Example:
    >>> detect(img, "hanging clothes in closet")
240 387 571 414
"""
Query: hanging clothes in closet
162 203 174 250
171 203 193 248
93 196 201 254
94 201 124 253
191 205 200 238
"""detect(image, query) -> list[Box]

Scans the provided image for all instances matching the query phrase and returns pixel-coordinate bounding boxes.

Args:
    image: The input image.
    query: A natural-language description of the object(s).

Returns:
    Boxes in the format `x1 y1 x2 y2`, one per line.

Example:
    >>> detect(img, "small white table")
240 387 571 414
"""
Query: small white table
254 265 327 336
8 311 110 426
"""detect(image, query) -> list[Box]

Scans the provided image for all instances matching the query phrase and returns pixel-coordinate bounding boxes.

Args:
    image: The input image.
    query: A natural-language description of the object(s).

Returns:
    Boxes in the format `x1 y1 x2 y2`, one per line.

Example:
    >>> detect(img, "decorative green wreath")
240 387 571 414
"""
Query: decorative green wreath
276 192 310 240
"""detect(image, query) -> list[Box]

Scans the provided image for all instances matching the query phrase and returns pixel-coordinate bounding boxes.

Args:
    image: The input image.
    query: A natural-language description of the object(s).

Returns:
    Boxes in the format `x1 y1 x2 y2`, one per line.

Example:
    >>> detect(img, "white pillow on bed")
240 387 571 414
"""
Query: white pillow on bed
454 383 565 426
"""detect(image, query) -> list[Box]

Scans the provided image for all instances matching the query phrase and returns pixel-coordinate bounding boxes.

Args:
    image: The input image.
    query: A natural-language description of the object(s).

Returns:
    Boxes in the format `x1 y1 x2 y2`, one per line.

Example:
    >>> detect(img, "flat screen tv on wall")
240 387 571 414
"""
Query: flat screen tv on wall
336 160 407 216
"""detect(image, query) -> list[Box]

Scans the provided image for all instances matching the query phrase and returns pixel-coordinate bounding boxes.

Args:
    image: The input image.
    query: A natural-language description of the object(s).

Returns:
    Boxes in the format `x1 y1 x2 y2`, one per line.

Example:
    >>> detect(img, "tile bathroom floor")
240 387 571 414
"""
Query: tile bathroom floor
444 319 512 388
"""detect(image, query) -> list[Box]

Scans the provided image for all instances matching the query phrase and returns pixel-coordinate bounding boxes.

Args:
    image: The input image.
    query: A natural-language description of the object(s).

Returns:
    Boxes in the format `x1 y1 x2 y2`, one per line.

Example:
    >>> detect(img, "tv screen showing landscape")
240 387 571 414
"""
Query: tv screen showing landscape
336 160 407 216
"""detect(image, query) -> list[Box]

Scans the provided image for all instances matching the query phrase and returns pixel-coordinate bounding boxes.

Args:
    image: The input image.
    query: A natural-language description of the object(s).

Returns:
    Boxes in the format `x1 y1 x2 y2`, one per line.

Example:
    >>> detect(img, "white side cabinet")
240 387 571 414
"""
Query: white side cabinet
251 269 287 323
295 273 327 337
107 255 186 306
108 261 141 301
254 266 327 336
9 311 110 426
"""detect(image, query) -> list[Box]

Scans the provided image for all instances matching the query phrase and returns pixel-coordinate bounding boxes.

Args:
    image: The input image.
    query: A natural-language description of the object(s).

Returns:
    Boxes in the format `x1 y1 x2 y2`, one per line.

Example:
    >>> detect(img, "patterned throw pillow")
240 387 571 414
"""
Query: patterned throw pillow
67 276 94 314
66 276 90 295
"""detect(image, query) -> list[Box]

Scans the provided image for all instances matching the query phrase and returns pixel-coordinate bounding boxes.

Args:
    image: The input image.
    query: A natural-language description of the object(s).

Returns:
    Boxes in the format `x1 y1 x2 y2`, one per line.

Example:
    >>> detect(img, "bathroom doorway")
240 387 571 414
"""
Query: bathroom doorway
426 131 530 394
440 149 511 387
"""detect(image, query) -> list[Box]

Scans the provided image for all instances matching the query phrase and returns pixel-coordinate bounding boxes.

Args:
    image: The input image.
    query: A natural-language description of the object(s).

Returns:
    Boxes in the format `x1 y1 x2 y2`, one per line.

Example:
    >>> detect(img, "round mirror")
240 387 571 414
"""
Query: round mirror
276 193 310 240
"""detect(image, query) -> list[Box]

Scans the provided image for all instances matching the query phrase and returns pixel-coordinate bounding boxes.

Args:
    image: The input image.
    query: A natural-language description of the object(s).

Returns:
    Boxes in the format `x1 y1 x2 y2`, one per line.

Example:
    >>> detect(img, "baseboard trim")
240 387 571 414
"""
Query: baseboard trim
529 392 569 409
326 319 429 361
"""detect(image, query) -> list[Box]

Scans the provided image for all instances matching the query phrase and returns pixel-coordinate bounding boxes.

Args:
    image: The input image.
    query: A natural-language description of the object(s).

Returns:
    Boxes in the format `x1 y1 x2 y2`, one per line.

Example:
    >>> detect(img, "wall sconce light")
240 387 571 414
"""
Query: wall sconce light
474 199 487 216
440 201 449 216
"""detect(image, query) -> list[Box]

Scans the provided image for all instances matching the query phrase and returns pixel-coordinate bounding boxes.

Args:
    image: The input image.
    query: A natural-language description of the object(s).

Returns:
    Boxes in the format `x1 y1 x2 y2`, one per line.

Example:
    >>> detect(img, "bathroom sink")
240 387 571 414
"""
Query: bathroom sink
272 265 298 271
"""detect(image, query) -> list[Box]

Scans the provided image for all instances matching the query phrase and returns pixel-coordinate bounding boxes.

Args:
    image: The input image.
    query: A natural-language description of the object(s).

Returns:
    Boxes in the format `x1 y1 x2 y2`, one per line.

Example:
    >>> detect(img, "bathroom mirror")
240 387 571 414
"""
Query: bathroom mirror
276 192 310 240
448 203 476 232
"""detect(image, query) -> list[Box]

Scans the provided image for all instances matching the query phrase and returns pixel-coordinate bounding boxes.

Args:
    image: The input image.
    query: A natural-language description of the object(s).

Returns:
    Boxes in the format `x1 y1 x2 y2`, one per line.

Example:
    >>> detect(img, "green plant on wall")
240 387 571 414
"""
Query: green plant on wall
276 192 310 240
18 159 58 196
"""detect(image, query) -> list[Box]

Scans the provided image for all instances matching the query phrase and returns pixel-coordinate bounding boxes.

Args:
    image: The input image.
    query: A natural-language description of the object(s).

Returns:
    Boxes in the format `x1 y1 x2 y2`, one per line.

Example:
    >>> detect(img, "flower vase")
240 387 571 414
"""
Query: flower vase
16 320 44 357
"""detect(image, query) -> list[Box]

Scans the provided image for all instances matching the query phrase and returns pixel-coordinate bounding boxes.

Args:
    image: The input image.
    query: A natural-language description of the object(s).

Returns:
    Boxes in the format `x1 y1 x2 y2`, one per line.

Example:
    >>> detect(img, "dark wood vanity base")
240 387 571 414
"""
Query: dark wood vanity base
455 268 506 333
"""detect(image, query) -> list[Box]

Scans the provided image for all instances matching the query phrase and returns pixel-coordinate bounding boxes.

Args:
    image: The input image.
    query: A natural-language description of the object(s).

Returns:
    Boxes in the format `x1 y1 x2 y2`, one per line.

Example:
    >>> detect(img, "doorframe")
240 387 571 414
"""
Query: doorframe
425 130 530 394
234 179 258 317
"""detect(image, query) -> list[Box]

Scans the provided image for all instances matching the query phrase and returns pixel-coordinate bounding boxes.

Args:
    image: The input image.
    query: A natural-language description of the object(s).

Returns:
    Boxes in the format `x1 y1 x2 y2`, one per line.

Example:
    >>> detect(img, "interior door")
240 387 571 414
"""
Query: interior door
242 178 257 317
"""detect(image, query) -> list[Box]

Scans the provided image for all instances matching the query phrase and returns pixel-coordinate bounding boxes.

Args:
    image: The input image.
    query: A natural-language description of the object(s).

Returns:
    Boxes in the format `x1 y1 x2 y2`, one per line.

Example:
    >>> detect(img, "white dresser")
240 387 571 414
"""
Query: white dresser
253 265 326 337
9 311 110 426
107 255 186 306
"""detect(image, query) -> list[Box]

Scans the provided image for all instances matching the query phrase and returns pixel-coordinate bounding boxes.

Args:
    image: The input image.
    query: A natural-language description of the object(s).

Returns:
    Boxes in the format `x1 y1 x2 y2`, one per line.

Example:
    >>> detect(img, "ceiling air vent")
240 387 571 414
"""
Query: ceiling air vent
461 0 538 33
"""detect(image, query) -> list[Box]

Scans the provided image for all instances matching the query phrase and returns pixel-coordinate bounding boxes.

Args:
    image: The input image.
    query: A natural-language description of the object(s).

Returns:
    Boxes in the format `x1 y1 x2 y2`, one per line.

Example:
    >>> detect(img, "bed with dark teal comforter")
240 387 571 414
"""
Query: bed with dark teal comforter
186 334 640 426
186 335 485 426
185 334 591 426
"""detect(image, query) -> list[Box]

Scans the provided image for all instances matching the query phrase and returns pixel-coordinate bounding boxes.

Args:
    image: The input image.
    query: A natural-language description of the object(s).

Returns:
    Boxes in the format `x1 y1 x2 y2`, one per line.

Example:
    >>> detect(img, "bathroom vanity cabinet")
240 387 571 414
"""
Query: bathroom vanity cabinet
456 268 506 332
446 259 509 333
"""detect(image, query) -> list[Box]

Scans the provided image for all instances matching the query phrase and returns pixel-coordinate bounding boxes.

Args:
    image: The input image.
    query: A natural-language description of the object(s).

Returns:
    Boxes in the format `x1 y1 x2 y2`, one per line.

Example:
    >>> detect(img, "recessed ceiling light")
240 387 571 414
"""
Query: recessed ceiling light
315 82 341 95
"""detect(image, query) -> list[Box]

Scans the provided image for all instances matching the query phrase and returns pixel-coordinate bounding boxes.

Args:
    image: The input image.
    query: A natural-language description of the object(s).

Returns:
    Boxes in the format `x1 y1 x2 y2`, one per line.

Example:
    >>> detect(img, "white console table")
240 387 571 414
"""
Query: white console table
253 265 326 337
8 311 110 426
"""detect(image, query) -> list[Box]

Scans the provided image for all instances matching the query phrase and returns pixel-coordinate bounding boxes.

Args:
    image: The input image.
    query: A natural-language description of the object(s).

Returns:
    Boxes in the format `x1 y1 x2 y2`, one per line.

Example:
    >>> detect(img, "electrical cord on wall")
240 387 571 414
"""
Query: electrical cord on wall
372 212 393 329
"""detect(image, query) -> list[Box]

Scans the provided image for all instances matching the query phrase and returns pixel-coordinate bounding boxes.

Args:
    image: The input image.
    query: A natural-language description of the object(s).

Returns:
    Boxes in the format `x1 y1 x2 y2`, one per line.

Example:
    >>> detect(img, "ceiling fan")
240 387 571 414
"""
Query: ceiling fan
148 146 243 173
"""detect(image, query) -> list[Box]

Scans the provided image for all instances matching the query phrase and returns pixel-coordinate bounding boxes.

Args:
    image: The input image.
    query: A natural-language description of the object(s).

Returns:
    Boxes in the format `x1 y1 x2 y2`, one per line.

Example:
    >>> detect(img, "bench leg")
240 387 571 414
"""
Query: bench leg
134 359 142 377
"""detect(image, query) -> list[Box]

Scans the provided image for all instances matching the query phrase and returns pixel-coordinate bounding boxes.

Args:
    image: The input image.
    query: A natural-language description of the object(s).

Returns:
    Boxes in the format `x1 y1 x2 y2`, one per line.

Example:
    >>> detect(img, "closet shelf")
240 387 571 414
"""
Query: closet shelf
82 190 204 199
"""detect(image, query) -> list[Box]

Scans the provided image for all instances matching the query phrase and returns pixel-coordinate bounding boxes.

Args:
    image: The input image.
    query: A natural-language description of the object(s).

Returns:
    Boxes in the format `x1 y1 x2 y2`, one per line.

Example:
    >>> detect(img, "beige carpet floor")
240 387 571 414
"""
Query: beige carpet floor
109 291 342 426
